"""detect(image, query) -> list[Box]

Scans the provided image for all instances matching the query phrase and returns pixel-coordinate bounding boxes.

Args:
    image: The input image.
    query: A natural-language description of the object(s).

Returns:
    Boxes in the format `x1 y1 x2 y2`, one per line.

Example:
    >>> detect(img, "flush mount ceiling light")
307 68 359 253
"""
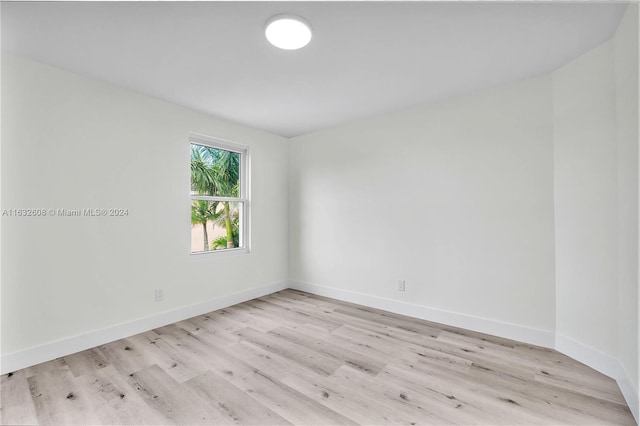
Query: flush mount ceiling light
265 14 312 50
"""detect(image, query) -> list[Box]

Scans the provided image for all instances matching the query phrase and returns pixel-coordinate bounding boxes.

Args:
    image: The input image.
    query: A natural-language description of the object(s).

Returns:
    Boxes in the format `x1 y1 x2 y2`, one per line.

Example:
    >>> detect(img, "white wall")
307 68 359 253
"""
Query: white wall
614 3 639 396
289 75 557 333
552 5 639 408
552 40 619 356
1 55 289 357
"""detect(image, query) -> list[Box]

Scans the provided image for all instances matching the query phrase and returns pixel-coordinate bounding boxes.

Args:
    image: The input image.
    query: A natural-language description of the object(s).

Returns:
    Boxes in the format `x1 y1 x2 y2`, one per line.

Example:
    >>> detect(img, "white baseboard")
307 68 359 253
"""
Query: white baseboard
556 334 639 423
0 280 288 375
288 280 556 349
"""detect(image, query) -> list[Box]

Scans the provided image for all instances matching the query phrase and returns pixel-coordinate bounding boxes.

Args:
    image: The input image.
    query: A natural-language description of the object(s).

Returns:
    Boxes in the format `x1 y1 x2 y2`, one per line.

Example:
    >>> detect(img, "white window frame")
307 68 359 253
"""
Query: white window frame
189 134 250 255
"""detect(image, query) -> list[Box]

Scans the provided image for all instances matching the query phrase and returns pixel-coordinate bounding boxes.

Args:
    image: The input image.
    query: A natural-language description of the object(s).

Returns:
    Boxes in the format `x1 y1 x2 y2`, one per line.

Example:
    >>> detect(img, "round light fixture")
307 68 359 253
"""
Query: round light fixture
265 14 312 50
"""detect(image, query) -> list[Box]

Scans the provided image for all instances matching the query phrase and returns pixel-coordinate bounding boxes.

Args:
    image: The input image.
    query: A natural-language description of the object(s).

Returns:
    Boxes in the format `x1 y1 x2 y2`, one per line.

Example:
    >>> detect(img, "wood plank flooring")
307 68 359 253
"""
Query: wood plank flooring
1 289 635 425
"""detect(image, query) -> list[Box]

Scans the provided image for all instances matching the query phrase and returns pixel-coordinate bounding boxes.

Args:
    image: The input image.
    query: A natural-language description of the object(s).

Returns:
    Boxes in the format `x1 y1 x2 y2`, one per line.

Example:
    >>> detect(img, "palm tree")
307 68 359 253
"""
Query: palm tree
191 143 241 250
210 218 240 250
211 236 229 251
211 149 240 248
210 205 240 249
191 200 219 251
190 146 216 196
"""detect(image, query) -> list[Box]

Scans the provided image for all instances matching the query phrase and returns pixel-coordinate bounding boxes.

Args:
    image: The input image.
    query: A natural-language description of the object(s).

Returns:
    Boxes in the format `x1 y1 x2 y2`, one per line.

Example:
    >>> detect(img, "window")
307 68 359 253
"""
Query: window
190 136 248 254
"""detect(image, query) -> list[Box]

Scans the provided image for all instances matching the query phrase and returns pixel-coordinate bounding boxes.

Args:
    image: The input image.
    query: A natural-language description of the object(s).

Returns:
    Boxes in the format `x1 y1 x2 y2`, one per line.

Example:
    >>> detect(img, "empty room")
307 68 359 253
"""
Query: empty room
1 1 639 425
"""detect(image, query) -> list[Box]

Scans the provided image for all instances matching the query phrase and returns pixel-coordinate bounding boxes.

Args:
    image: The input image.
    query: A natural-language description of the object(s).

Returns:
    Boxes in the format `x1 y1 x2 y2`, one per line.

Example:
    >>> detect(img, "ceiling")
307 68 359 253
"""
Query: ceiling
1 1 629 138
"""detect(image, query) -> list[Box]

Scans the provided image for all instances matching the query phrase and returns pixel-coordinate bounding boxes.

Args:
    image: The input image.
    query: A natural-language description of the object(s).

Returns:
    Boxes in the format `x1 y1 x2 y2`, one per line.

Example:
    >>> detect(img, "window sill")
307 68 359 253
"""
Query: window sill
190 247 250 257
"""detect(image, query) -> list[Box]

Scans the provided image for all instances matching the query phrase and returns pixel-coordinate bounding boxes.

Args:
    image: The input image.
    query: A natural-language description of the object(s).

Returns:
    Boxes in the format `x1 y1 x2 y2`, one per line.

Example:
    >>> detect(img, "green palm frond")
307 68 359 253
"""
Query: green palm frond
191 143 242 249
191 200 220 225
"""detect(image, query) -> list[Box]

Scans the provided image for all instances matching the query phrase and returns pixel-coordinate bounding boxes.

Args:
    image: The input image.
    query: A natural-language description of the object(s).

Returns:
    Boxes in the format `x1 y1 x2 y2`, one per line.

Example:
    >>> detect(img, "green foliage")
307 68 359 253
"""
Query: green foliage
190 144 239 197
210 216 240 250
210 237 227 250
190 146 216 196
191 200 221 252
191 143 242 250
191 200 219 226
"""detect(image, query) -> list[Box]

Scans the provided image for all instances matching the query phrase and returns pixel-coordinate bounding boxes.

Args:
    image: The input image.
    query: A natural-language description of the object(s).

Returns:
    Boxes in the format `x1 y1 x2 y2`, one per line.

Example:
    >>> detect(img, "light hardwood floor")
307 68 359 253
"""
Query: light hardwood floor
1 289 636 425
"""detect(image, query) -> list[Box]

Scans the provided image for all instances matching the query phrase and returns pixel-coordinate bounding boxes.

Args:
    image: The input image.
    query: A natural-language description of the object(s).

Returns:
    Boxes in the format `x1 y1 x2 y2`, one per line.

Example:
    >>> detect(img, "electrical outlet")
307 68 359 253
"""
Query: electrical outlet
155 289 164 302
397 280 405 291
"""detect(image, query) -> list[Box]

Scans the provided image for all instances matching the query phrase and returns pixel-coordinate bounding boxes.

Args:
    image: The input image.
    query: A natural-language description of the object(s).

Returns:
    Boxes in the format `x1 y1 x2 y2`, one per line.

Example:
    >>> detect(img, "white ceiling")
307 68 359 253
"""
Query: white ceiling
1 1 629 138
